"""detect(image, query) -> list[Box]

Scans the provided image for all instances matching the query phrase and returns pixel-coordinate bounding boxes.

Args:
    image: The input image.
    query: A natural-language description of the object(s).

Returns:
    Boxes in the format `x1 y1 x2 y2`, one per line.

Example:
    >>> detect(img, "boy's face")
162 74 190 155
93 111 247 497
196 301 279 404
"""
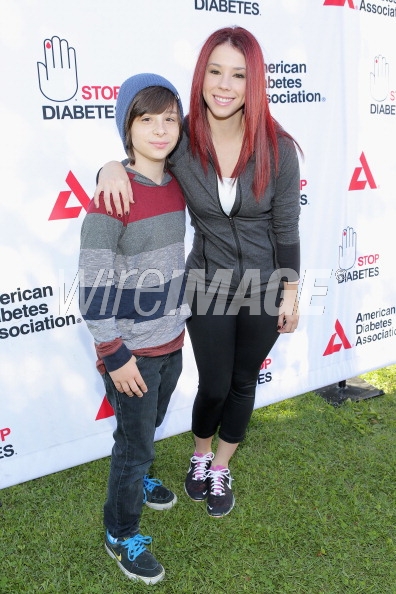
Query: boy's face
130 101 180 166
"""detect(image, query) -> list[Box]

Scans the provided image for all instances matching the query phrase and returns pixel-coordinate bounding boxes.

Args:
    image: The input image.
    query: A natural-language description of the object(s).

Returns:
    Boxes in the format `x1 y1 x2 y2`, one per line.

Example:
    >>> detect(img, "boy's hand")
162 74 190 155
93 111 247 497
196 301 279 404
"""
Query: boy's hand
109 356 148 397
94 161 134 217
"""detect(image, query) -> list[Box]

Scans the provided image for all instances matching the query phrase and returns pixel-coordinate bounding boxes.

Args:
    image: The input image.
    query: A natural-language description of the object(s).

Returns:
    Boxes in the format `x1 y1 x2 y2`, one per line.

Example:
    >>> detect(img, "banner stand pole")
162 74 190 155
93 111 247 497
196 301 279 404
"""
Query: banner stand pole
314 377 384 407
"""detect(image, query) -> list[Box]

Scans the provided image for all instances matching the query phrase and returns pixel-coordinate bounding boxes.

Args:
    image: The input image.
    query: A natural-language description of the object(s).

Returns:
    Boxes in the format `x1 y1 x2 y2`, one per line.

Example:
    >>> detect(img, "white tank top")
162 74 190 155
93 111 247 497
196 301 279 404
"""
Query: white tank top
217 176 237 215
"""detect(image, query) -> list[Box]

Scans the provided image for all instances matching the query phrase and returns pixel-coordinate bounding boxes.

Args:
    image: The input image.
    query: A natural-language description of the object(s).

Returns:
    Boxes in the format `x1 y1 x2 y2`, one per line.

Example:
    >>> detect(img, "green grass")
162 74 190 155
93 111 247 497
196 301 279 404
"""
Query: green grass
1 366 396 593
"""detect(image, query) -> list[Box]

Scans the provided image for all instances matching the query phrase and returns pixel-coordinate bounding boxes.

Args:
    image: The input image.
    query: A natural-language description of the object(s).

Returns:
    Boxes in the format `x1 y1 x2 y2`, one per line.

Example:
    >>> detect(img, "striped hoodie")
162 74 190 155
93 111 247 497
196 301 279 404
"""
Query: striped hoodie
79 168 190 374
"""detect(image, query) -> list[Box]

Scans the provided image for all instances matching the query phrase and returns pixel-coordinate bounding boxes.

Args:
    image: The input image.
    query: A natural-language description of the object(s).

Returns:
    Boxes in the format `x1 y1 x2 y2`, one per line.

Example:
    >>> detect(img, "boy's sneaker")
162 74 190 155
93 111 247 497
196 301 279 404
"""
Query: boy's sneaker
143 475 177 510
184 452 214 501
206 467 235 517
105 530 165 585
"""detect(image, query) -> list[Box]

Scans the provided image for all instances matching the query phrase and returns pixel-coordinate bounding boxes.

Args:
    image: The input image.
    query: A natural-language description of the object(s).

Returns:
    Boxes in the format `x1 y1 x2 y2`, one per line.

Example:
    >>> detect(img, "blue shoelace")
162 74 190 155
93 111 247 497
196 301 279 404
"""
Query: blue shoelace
143 475 162 502
121 534 153 561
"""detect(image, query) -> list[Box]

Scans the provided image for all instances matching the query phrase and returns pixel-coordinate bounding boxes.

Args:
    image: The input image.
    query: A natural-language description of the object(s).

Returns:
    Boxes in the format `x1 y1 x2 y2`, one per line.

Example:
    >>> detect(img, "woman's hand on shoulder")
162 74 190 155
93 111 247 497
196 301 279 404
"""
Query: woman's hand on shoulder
94 160 134 217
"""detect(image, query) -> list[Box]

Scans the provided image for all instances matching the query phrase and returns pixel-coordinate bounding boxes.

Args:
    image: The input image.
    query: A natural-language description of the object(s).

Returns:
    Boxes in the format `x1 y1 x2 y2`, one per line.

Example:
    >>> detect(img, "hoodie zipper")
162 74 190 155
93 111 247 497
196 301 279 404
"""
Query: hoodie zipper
214 174 244 288
228 215 244 288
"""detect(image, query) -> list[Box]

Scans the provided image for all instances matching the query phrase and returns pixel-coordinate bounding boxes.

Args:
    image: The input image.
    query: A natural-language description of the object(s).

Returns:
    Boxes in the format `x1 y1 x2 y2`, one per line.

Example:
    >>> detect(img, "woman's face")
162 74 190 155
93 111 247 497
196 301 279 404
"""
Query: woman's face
203 43 246 122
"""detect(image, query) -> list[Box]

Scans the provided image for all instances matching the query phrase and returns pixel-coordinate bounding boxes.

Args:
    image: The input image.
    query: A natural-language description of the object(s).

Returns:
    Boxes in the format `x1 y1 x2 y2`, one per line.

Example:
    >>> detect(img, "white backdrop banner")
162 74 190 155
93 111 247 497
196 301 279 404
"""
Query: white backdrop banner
1 0 395 488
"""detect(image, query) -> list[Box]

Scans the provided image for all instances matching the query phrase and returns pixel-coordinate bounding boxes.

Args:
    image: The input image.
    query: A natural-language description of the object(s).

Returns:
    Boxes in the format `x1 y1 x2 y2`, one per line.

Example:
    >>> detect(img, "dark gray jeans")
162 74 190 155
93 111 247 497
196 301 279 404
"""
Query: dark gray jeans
102 349 182 538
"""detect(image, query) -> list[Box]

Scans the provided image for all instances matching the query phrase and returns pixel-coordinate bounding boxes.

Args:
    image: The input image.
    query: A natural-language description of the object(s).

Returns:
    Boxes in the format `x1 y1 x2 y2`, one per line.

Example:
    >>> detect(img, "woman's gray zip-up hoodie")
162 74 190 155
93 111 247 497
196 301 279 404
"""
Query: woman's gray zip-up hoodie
169 124 301 296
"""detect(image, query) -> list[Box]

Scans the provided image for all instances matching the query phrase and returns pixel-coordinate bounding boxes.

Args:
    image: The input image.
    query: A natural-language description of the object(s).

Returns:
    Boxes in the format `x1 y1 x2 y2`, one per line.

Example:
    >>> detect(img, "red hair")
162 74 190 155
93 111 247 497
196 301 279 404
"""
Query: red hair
189 26 297 199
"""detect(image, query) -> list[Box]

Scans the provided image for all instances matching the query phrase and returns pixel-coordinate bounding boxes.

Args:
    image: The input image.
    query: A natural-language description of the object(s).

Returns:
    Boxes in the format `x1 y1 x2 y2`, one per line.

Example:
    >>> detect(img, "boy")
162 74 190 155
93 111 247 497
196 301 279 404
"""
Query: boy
79 73 189 585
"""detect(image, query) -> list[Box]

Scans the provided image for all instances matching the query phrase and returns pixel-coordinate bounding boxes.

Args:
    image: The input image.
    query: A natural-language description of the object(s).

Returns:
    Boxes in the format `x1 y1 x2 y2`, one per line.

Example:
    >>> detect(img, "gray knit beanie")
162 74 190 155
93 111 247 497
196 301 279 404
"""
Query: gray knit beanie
116 72 184 153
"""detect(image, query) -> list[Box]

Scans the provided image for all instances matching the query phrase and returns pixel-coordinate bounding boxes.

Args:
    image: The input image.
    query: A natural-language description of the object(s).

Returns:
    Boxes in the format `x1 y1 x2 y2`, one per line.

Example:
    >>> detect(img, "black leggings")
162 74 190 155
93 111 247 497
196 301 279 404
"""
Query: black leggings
187 289 280 444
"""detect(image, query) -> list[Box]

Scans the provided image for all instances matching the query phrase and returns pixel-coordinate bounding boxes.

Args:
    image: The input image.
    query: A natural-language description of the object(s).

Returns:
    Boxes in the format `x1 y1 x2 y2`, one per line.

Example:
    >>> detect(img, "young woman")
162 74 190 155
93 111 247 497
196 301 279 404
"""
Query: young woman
95 26 302 519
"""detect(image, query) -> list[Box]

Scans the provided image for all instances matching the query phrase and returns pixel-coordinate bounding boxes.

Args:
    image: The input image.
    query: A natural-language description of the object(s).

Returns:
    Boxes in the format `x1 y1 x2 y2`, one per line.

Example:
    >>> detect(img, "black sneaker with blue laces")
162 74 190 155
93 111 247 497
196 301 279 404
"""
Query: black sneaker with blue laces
143 475 177 510
105 530 165 585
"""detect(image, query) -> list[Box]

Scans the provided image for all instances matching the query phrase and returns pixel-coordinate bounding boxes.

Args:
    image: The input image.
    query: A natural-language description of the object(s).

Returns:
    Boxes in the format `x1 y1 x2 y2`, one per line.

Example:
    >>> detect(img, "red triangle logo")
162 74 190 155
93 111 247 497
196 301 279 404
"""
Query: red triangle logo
323 320 352 356
348 153 377 191
323 0 354 6
95 395 114 420
49 171 91 220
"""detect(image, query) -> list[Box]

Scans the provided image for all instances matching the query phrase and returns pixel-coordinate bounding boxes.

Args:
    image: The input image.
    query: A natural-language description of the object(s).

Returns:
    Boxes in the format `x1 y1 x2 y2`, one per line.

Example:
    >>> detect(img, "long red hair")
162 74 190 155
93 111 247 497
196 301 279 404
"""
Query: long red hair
189 26 297 199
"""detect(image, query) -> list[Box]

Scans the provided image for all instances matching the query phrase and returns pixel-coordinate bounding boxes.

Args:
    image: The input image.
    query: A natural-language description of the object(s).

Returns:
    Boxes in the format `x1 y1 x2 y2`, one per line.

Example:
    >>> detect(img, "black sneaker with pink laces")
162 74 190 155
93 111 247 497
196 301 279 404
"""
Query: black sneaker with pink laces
206 466 235 517
184 452 214 501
